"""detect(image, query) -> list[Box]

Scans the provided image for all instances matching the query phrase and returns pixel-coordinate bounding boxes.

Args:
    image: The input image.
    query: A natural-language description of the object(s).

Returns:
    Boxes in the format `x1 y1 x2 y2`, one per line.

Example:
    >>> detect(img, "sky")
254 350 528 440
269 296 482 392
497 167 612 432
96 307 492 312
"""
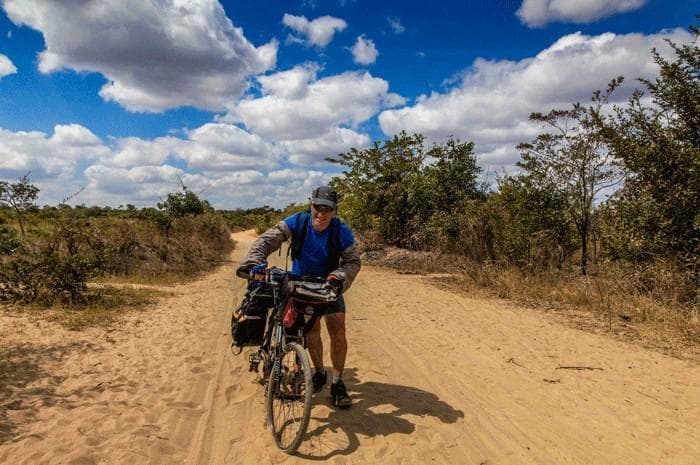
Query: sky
0 0 697 209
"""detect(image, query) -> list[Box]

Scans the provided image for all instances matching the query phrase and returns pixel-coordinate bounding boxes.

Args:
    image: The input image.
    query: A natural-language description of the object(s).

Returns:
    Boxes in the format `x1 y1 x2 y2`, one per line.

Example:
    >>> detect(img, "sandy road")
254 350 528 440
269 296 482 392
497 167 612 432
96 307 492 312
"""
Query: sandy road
1 230 699 465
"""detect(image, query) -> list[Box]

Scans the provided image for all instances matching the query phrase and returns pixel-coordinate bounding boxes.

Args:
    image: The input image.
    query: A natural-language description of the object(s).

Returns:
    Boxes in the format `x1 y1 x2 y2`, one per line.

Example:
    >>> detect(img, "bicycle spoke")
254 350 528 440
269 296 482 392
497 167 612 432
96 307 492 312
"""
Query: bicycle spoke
266 342 313 453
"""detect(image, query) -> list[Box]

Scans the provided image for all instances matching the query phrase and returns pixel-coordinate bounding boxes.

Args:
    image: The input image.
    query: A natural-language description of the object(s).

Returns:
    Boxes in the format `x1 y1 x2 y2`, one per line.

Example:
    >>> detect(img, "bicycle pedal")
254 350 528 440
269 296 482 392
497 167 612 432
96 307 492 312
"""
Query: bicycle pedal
248 351 262 372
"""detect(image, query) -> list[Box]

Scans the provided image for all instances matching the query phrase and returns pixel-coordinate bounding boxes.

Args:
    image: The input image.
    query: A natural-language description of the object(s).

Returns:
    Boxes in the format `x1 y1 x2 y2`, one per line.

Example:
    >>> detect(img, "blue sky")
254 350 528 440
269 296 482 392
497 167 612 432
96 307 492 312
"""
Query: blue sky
0 0 696 208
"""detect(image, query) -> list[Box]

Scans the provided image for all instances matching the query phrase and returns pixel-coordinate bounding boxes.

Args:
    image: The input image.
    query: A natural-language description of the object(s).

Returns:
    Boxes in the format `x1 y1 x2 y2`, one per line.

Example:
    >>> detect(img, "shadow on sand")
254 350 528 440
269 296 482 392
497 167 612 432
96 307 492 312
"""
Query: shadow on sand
296 368 464 460
0 341 96 444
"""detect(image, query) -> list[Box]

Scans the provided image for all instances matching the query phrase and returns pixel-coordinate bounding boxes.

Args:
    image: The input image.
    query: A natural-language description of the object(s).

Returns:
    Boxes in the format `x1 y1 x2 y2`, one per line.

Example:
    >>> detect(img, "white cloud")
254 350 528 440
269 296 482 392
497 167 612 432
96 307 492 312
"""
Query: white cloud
282 14 347 47
379 28 692 173
50 124 103 147
210 170 266 187
282 127 371 165
226 66 402 166
387 17 405 34
101 123 281 171
0 125 107 180
0 120 282 207
0 119 345 208
2 0 277 112
257 63 320 99
183 123 283 172
268 168 312 182
103 137 175 168
84 163 269 209
351 35 379 65
0 124 110 204
0 54 17 77
228 68 405 141
84 164 189 197
517 0 647 27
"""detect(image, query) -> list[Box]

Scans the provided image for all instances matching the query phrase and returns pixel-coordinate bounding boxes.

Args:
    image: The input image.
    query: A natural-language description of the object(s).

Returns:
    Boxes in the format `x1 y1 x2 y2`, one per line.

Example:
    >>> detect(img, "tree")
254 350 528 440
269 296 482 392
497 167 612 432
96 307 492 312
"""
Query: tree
327 132 427 246
0 173 40 238
328 132 486 251
487 173 574 268
517 82 624 275
595 23 699 270
424 138 483 210
418 138 486 253
157 189 211 218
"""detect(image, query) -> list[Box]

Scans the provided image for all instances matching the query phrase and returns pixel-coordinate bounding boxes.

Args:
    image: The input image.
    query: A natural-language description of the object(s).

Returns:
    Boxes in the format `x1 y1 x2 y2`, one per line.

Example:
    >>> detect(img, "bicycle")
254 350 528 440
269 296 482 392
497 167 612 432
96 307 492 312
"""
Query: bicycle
243 267 338 454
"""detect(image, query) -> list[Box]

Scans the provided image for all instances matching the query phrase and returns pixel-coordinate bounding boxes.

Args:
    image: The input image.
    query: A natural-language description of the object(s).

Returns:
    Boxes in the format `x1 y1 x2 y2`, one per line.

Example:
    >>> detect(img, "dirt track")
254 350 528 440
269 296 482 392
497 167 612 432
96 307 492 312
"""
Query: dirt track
1 230 699 465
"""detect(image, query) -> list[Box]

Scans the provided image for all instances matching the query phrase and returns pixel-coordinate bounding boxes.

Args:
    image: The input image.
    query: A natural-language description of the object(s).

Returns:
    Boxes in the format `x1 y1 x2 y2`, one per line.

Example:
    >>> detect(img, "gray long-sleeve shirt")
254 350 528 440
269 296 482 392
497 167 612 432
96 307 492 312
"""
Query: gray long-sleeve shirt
236 219 361 292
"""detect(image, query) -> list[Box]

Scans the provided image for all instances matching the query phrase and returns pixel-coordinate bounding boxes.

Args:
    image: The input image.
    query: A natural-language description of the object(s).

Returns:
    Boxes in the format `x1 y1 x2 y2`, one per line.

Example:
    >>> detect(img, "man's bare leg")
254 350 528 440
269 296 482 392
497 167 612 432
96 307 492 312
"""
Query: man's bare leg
306 318 324 371
325 312 347 380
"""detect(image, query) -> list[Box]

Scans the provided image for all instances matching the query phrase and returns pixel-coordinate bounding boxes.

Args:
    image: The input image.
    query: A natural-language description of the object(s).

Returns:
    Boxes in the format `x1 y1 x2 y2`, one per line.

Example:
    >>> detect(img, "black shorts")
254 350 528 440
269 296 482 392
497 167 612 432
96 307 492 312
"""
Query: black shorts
310 294 346 315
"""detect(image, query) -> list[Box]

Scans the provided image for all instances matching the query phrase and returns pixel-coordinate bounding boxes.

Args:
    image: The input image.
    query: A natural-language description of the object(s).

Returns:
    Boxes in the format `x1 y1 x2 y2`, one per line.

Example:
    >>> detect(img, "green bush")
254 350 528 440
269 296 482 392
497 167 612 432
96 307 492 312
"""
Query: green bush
0 217 102 304
0 219 21 255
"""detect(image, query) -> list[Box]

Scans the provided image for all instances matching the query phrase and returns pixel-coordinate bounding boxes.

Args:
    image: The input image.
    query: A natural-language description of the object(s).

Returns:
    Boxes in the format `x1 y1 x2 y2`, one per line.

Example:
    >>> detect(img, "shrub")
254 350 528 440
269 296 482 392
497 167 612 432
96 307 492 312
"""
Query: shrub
0 217 102 304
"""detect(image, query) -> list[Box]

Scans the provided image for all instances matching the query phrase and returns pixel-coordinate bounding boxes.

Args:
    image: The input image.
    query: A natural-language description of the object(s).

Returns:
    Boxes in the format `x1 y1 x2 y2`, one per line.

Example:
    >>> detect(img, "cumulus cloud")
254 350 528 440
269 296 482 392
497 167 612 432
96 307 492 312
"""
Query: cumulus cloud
0 118 297 207
0 124 110 204
84 163 264 209
268 168 313 182
0 54 16 77
228 67 404 141
351 35 379 65
183 123 283 172
2 0 277 112
0 117 346 208
84 164 192 199
0 125 108 180
223 66 403 166
282 14 347 47
517 0 647 28
257 63 320 99
50 124 103 147
379 28 691 174
282 127 371 165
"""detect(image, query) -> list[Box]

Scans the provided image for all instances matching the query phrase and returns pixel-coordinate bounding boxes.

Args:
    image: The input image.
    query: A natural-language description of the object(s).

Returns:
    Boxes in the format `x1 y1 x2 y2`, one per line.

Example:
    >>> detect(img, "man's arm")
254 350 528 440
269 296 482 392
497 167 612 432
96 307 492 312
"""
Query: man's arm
235 221 292 278
329 244 361 292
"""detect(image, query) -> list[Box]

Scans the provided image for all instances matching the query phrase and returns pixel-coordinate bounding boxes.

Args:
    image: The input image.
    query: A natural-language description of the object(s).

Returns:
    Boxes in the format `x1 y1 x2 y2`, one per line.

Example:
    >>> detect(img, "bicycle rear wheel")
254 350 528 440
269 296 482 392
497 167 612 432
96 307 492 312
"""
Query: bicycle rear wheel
265 342 313 454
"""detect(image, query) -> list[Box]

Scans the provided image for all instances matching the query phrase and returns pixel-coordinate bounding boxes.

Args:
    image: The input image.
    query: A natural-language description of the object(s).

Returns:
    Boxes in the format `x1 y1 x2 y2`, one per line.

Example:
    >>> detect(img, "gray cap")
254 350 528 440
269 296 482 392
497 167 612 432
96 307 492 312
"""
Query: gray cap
311 186 338 209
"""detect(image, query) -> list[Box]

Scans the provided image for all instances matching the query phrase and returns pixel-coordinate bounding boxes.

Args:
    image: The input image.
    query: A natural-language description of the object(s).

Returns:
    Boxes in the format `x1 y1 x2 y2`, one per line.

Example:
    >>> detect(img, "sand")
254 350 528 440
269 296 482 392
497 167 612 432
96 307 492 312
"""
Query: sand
1 230 698 465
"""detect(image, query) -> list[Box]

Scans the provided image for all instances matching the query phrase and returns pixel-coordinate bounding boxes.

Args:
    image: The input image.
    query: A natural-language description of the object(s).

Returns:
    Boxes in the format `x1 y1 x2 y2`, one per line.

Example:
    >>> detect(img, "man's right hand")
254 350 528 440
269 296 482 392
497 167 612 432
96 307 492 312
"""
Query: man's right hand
249 263 267 281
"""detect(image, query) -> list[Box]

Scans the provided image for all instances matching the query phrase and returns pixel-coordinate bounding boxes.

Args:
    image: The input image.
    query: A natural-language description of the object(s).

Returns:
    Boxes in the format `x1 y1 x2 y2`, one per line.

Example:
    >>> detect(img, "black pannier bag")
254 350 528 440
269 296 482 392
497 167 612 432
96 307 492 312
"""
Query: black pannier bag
231 281 273 353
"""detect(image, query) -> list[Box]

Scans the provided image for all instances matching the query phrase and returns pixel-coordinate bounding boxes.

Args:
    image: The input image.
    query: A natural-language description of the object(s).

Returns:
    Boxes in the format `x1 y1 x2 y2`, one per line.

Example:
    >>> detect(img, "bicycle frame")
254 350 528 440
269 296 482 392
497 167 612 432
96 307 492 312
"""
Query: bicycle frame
242 267 336 453
247 269 309 380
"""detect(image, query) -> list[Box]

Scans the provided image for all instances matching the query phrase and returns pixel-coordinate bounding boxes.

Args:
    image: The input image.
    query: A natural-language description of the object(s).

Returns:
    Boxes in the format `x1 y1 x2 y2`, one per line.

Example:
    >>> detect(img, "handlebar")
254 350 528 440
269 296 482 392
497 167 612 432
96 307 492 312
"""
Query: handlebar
246 266 338 304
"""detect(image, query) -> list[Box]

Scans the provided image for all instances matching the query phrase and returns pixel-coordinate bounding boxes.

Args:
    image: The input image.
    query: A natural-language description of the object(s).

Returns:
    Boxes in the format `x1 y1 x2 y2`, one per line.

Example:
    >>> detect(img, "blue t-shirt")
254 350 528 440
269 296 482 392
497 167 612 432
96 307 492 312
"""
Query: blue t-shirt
284 212 355 278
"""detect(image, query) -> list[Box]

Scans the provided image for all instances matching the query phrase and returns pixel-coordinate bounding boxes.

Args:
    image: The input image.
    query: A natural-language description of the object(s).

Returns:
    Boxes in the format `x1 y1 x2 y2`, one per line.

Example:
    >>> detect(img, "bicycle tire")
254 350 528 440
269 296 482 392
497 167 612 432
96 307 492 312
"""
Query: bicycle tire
265 342 313 454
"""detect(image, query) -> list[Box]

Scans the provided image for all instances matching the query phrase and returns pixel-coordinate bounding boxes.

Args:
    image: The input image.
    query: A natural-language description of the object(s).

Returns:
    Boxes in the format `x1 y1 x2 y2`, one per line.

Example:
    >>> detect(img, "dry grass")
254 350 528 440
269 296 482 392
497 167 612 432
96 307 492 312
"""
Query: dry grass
99 268 229 287
5 286 169 331
364 246 699 361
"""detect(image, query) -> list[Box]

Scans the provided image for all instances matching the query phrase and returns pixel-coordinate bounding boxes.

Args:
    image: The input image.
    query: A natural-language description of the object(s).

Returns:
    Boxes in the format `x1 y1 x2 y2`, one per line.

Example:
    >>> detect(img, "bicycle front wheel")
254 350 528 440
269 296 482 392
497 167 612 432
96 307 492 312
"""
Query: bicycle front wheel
265 342 313 454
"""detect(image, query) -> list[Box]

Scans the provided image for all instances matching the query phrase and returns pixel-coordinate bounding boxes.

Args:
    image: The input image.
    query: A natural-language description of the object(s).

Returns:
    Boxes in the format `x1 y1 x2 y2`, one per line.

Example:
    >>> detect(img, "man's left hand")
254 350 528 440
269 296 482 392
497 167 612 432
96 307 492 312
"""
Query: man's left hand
326 274 344 295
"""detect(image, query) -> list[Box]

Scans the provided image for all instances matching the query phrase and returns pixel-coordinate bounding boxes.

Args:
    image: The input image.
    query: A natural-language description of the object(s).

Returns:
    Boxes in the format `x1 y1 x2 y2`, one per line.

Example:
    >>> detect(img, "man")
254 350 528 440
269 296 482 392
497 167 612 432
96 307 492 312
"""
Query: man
237 186 361 408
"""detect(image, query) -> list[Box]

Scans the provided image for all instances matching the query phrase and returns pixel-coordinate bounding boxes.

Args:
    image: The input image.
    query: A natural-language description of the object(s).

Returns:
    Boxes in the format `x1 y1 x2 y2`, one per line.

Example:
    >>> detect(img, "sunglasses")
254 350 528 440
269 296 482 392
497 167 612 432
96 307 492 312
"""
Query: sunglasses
312 204 334 213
